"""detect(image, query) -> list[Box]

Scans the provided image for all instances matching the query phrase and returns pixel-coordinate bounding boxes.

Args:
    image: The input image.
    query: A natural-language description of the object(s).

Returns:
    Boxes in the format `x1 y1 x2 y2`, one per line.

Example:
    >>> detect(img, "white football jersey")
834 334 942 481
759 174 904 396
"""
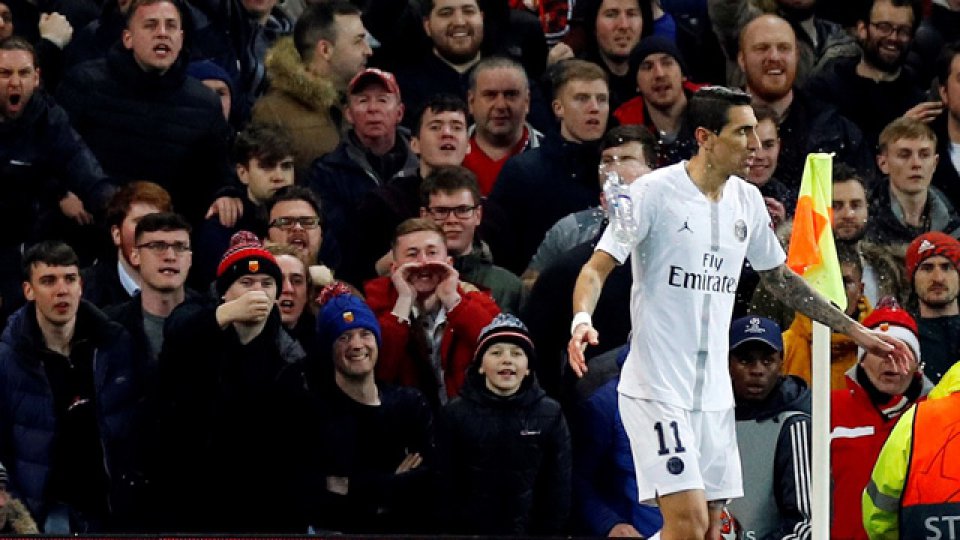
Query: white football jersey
599 162 786 411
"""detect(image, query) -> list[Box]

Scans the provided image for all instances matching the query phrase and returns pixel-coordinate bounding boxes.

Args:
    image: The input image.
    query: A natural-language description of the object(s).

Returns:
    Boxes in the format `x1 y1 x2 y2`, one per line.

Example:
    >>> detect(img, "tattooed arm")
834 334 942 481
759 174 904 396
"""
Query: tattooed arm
758 264 914 373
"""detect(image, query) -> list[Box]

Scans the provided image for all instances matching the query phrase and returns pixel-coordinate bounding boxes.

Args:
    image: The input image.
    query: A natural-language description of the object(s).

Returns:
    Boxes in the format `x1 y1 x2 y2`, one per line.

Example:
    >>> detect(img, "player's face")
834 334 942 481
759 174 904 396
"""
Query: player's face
346 83 404 141
479 342 529 396
878 137 937 197
391 230 450 295
422 189 481 256
832 180 869 242
708 105 760 177
0 3 13 40
738 16 797 102
122 1 184 74
332 327 378 379
424 0 484 64
914 255 960 310
237 156 295 204
595 0 642 62
0 49 39 120
223 273 277 302
841 262 864 318
23 263 82 327
599 141 651 186
861 348 917 395
112 202 162 266
130 229 192 293
201 78 232 120
940 55 960 126
412 109 469 169
267 200 322 263
729 343 782 402
857 0 914 73
554 79 609 143
745 118 780 187
469 67 530 143
636 53 683 110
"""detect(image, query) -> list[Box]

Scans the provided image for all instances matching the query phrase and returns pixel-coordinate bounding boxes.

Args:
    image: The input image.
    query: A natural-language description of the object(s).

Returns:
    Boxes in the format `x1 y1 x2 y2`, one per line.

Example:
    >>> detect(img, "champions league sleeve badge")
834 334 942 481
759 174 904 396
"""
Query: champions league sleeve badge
734 219 747 242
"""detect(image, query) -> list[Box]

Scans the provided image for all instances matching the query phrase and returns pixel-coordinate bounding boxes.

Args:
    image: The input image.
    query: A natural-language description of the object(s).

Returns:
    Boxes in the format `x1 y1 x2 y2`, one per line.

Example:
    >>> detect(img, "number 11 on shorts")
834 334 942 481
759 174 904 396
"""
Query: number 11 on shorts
654 421 687 455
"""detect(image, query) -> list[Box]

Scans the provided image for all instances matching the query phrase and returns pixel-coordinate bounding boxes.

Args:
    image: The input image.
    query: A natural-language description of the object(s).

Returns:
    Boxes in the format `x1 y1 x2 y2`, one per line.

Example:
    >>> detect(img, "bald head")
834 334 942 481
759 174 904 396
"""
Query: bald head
738 15 797 103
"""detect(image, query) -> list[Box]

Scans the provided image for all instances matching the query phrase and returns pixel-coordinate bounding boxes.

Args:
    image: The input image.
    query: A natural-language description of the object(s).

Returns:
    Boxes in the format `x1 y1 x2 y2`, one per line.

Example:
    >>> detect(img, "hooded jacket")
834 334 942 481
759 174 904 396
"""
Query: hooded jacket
252 36 342 176
436 366 570 535
0 301 142 526
728 376 812 540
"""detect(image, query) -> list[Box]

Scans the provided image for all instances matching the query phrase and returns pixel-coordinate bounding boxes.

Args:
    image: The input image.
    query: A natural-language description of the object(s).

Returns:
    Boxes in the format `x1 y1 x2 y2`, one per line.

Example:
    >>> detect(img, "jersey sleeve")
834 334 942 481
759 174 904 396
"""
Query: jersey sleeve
744 184 786 272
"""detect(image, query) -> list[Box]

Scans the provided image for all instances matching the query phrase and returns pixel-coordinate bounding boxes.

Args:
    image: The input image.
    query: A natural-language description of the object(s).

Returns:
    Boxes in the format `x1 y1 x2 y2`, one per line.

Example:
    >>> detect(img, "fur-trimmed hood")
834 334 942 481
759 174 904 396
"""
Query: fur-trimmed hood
264 37 339 110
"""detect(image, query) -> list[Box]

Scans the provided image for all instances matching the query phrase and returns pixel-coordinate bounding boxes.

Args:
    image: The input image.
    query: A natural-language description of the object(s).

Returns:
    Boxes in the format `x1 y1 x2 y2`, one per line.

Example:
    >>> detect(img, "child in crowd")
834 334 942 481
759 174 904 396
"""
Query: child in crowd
436 314 571 535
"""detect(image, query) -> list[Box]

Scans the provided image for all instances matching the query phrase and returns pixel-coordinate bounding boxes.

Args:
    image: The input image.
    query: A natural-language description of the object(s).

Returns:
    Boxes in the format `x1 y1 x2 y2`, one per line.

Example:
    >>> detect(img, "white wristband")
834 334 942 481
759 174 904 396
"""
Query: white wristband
570 311 593 336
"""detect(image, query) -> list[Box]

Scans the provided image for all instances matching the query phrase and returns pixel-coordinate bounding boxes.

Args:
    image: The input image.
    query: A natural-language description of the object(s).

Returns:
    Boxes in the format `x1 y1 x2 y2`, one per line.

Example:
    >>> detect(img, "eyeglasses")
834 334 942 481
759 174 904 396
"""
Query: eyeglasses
269 216 321 230
136 241 191 254
869 21 912 39
426 205 479 220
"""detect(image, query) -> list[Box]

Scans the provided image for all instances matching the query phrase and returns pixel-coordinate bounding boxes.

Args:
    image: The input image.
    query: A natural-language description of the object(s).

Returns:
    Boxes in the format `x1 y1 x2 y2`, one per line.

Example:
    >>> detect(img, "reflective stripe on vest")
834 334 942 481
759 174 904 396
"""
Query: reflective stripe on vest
900 392 960 536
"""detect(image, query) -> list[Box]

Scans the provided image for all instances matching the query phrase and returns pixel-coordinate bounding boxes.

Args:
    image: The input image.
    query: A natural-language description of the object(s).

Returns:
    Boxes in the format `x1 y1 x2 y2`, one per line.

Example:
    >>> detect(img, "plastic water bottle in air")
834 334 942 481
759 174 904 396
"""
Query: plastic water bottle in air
603 170 638 246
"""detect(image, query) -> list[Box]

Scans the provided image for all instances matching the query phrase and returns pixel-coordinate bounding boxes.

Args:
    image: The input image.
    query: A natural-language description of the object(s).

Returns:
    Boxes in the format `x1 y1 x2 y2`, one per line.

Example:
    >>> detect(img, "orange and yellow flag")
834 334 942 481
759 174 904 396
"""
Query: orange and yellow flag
786 153 847 311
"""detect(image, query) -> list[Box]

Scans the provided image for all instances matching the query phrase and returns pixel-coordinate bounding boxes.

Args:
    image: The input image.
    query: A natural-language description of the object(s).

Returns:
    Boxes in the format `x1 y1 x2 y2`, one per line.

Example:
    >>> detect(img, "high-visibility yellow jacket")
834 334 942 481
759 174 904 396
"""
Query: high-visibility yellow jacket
862 362 960 538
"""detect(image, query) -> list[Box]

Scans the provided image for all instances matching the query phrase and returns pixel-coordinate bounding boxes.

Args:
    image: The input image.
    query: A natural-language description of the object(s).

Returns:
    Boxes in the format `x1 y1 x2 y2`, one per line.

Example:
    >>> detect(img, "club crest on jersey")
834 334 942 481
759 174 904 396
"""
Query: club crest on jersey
734 219 747 242
248 260 260 272
666 457 684 475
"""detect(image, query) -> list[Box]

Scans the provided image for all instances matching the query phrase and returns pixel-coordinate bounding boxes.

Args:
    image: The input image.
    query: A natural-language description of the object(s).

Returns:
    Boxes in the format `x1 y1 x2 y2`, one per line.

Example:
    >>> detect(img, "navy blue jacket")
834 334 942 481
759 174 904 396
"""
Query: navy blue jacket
0 300 143 525
486 136 602 274
572 347 663 537
0 90 112 246
56 44 234 224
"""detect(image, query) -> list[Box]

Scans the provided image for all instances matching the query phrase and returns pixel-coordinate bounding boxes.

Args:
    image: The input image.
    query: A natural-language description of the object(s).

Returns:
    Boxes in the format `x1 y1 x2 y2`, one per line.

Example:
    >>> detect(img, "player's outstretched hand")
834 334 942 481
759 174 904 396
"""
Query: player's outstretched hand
852 323 915 374
567 323 599 378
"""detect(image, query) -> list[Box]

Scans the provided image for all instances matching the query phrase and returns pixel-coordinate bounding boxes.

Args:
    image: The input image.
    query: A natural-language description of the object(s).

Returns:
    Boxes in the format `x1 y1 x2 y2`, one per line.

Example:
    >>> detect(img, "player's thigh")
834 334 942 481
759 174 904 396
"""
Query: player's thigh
618 395 703 501
691 408 743 501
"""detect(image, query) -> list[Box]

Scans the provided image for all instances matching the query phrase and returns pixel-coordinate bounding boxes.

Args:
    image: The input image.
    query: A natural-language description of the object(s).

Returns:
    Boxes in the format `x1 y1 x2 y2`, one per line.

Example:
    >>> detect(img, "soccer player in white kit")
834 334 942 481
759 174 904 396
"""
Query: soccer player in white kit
567 87 914 540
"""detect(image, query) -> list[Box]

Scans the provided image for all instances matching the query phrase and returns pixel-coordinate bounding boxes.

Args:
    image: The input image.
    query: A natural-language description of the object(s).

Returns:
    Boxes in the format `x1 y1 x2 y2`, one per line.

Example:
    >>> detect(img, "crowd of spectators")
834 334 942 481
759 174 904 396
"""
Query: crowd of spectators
1 0 960 536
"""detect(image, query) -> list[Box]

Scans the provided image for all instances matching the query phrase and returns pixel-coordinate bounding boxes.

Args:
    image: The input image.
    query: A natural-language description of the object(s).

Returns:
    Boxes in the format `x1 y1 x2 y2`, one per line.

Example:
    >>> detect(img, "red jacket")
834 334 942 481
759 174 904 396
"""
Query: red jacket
364 276 500 401
829 371 929 539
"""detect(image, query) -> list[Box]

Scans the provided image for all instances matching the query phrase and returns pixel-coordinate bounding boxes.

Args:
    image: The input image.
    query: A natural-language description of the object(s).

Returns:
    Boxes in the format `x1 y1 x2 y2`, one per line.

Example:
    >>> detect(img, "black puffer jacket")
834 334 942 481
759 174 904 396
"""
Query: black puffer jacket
0 90 111 246
436 367 571 535
56 44 234 223
0 301 143 526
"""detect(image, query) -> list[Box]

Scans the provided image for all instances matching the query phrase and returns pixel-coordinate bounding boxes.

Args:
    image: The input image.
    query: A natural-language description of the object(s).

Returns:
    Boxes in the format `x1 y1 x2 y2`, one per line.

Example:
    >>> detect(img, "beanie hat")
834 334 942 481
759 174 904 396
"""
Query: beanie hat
629 35 689 76
187 59 235 90
857 297 921 363
474 314 536 365
905 231 960 283
216 231 284 299
316 290 381 355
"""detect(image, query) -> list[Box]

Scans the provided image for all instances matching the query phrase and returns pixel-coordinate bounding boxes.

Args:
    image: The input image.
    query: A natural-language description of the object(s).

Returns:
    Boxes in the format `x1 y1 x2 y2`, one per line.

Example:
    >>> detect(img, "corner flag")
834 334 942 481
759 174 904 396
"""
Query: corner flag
786 153 847 311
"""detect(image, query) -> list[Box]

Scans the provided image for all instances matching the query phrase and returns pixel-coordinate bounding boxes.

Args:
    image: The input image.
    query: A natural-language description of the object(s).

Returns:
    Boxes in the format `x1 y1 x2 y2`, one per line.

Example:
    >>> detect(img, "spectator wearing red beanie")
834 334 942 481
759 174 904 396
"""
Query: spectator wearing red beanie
905 231 960 383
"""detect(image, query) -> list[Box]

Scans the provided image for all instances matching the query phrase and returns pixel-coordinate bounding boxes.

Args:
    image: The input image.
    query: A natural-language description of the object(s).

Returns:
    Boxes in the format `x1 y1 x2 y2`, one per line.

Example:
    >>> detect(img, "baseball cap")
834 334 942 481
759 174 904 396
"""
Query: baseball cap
729 316 783 352
347 68 401 97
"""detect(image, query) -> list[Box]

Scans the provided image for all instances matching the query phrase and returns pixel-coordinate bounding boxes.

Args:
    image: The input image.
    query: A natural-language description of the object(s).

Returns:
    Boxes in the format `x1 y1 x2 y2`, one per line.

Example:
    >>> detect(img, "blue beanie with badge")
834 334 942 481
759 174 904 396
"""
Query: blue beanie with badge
316 292 382 354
